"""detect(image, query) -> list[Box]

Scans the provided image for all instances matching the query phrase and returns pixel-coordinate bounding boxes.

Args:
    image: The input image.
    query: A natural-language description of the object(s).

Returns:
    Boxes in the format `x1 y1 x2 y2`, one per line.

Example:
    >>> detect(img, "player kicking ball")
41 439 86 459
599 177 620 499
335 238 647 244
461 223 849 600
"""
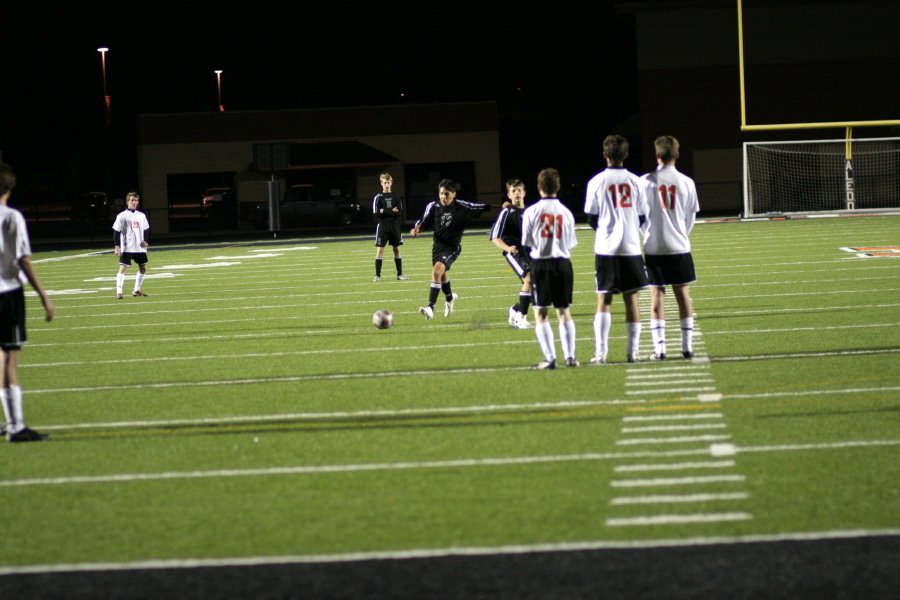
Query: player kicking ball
410 179 489 319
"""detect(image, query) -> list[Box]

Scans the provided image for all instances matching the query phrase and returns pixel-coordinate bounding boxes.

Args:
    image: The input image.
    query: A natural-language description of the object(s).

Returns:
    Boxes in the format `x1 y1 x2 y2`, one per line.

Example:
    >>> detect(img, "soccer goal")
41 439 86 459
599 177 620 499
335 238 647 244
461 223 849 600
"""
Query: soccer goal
742 137 900 218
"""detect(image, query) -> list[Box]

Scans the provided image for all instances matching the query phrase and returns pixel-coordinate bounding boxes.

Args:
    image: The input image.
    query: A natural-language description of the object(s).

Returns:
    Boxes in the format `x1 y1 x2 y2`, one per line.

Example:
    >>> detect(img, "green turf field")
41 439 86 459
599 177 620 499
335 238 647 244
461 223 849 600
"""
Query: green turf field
1 215 898 570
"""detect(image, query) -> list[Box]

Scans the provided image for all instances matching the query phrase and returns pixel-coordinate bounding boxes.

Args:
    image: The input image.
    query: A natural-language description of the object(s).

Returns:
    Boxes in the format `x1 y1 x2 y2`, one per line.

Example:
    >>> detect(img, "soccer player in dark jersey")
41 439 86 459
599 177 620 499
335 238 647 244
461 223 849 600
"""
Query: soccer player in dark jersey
489 178 533 329
372 172 407 282
410 179 489 319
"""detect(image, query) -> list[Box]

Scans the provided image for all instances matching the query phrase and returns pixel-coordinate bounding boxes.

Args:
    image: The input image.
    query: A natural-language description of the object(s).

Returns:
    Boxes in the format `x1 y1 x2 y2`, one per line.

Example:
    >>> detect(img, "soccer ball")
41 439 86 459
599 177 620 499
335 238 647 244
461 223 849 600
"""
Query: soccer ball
372 309 394 329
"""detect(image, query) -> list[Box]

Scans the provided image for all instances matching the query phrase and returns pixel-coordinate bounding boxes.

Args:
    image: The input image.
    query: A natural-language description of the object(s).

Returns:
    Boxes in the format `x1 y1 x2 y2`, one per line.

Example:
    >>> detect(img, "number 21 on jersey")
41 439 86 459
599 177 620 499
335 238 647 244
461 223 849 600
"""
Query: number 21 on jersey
538 213 564 238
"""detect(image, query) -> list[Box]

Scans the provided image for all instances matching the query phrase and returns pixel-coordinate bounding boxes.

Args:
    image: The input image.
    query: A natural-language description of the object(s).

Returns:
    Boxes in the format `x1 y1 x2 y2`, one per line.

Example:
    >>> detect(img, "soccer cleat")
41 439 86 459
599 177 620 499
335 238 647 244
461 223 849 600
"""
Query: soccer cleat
565 357 580 368
531 358 557 370
650 352 666 361
508 306 518 327
397 274 408 281
627 353 640 363
590 355 607 365
514 316 533 330
444 292 458 317
683 350 694 359
373 276 381 283
8 427 49 443
132 290 148 297
116 293 123 299
419 306 434 320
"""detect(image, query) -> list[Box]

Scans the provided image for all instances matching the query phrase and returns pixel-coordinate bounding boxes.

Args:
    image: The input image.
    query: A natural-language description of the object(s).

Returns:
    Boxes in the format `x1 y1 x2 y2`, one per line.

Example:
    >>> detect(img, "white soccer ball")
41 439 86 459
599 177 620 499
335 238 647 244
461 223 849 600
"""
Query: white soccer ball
372 309 394 329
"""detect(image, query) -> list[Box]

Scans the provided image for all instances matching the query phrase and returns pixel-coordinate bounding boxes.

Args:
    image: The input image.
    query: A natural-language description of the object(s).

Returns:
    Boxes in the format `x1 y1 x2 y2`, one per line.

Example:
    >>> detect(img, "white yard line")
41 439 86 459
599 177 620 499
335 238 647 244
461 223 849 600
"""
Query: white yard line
0 528 897 576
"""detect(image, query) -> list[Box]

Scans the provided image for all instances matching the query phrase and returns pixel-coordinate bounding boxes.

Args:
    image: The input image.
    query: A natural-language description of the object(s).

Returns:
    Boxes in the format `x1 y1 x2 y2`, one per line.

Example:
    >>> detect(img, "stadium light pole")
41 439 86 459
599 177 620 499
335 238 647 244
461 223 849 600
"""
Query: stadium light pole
98 47 112 195
214 70 224 112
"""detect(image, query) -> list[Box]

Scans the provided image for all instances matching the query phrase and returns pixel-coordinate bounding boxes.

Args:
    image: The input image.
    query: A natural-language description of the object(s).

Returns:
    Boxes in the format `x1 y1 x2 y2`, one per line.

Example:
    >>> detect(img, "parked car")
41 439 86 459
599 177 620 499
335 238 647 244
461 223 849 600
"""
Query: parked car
72 191 114 221
201 187 234 209
250 184 363 229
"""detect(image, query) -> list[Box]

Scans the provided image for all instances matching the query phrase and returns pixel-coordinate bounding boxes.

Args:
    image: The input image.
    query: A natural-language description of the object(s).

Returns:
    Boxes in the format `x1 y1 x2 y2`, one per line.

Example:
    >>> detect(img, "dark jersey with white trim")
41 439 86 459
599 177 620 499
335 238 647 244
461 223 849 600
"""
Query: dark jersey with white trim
373 192 402 222
416 199 488 248
489 205 527 254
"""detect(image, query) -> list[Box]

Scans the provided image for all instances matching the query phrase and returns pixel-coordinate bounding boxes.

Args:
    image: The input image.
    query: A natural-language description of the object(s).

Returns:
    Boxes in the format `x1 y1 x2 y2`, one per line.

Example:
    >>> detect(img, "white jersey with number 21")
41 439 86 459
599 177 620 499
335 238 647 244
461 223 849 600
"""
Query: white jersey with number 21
522 198 577 260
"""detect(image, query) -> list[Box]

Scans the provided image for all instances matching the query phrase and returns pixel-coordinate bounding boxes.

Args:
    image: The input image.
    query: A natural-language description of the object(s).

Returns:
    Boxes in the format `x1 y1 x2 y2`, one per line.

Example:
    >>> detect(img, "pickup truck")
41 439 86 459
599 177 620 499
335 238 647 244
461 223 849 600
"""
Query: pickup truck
249 184 363 229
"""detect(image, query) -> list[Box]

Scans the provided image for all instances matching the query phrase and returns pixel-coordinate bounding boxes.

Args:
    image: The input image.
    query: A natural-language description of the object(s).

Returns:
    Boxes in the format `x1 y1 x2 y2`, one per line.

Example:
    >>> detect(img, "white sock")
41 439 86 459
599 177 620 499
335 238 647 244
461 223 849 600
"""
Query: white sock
681 316 695 353
535 321 556 361
650 319 666 355
116 272 125 294
7 385 24 433
0 388 12 431
626 322 642 357
134 272 145 293
593 312 611 358
559 320 576 360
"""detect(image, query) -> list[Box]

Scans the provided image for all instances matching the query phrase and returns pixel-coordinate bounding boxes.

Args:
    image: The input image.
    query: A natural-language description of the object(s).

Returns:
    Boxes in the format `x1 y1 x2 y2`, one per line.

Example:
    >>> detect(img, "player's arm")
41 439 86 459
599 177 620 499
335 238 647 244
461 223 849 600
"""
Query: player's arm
410 201 435 236
19 256 54 322
685 184 699 235
142 228 150 249
113 229 122 255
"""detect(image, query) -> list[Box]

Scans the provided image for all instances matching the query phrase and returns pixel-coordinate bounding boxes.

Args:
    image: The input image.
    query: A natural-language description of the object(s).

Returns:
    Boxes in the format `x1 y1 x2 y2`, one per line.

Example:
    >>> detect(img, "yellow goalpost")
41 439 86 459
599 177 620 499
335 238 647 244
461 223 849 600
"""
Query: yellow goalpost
737 0 900 215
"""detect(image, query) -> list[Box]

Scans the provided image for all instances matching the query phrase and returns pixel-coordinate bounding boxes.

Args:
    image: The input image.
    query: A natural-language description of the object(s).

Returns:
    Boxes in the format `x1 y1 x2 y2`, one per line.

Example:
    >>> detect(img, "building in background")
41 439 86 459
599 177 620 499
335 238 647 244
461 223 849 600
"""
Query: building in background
136 102 501 235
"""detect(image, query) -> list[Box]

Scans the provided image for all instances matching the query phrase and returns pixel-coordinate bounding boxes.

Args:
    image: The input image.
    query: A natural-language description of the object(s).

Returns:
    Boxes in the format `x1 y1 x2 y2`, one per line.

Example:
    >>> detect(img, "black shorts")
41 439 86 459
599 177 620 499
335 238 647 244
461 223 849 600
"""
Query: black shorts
119 252 149 267
432 243 461 270
504 251 531 281
530 258 573 309
645 253 696 286
0 287 26 349
375 220 404 248
595 254 649 294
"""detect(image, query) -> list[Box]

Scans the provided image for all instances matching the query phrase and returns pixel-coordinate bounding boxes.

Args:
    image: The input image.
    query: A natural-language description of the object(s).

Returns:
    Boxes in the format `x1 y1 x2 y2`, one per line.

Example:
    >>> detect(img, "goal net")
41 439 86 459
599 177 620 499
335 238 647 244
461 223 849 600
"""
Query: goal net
743 137 900 218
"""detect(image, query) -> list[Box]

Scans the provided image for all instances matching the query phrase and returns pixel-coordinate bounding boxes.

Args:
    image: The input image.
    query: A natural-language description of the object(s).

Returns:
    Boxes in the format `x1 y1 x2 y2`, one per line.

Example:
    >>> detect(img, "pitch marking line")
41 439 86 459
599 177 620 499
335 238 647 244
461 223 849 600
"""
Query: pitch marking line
611 475 746 488
3 441 895 490
614 460 735 472
616 434 731 447
623 413 723 422
610 492 748 505
621 424 727 433
625 386 717 396
0 528 897 575
607 513 752 526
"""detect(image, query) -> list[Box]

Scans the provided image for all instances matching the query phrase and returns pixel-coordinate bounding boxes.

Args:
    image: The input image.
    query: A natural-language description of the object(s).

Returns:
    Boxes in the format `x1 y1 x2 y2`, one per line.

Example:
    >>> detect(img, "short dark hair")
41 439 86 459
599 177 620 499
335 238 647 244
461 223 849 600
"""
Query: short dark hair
505 178 524 191
0 163 17 197
537 168 560 196
438 179 460 193
603 135 629 163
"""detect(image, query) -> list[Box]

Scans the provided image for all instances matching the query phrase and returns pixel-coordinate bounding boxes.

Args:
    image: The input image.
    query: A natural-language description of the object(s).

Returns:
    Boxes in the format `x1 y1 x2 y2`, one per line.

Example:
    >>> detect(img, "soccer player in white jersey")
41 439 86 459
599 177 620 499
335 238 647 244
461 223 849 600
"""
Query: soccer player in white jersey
521 168 578 369
0 163 54 442
642 135 700 360
112 191 151 299
584 134 649 364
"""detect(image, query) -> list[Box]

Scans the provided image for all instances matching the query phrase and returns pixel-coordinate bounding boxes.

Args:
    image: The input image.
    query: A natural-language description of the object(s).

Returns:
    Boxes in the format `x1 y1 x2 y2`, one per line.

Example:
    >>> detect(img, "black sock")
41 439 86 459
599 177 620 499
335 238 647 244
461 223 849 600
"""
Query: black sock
519 292 532 314
441 280 453 300
375 258 383 277
395 257 402 275
428 284 441 307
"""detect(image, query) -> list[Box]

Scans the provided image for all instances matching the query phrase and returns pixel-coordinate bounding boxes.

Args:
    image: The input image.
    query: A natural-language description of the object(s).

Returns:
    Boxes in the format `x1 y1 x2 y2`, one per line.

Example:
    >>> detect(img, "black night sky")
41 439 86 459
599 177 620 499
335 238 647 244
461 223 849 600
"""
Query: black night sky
1 4 639 201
